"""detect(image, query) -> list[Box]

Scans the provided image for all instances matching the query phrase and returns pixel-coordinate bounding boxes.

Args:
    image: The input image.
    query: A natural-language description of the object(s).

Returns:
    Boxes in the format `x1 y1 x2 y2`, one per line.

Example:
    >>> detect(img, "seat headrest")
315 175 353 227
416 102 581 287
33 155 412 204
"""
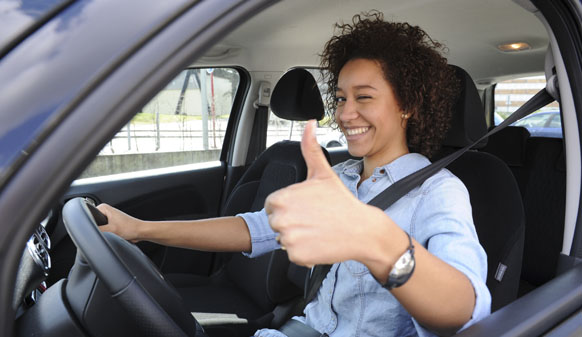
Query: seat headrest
270 68 325 121
442 65 488 148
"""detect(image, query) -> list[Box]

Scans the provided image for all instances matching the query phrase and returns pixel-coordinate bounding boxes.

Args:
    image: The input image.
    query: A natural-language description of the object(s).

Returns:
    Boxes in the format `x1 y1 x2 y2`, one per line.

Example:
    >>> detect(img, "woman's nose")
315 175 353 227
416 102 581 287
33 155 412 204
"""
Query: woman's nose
338 99 358 122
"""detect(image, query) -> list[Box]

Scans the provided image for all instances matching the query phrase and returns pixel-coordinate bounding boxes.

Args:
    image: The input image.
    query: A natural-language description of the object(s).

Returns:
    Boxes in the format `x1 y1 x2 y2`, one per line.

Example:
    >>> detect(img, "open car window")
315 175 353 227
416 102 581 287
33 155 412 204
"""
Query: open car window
79 68 240 179
494 75 562 138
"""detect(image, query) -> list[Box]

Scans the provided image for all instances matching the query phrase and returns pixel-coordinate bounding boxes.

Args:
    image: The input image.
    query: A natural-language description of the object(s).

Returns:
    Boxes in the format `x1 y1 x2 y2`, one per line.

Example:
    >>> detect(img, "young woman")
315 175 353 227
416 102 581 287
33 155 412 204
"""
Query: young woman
99 12 490 337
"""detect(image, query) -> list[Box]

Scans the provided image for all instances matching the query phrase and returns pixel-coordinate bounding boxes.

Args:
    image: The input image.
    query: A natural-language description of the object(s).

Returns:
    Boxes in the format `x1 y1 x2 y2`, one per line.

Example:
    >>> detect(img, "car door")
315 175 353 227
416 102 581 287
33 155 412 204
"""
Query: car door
43 67 249 286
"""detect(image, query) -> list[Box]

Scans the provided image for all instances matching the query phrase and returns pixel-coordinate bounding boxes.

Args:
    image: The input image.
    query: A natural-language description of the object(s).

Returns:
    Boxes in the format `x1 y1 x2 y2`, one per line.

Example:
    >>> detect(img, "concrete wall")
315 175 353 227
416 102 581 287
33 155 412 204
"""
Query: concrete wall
80 150 221 178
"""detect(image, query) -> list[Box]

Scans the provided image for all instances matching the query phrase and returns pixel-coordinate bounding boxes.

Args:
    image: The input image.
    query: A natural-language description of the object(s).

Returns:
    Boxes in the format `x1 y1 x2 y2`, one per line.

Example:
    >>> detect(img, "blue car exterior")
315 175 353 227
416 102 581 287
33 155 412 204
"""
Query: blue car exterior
513 111 563 138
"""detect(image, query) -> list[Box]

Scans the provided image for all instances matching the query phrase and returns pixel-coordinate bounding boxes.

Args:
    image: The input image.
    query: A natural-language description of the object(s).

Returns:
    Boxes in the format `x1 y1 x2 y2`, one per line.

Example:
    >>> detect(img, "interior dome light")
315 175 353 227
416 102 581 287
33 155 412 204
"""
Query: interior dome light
497 42 532 52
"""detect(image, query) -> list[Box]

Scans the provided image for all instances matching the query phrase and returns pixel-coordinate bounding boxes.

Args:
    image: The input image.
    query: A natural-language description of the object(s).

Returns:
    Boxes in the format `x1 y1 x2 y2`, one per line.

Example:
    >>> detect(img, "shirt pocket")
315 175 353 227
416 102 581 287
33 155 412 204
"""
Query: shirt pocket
343 260 370 276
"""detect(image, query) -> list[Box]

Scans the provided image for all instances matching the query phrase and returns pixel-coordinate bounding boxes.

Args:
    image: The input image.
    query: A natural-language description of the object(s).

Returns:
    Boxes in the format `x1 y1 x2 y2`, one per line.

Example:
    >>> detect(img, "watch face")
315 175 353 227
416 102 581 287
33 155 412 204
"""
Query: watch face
390 251 415 278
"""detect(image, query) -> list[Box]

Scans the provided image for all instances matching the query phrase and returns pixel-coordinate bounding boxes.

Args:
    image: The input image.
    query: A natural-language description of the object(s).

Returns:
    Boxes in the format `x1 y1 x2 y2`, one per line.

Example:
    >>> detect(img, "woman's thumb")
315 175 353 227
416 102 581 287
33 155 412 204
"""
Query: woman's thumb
301 120 334 180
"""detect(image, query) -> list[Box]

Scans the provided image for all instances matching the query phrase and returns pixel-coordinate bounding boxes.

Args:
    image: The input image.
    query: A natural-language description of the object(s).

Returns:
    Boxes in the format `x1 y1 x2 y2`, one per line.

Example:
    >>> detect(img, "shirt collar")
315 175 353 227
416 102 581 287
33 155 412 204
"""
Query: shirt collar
338 153 431 183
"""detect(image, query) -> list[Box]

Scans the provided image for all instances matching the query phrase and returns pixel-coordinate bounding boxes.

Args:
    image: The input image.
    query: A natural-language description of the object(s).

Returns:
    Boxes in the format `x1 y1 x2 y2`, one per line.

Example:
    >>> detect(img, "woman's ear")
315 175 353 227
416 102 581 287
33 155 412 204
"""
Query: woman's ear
399 109 411 128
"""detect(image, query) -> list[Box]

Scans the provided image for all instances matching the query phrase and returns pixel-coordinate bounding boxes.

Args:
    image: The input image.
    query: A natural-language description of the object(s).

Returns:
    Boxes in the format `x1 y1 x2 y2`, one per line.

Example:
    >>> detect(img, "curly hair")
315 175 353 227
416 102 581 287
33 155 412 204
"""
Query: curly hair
319 11 460 158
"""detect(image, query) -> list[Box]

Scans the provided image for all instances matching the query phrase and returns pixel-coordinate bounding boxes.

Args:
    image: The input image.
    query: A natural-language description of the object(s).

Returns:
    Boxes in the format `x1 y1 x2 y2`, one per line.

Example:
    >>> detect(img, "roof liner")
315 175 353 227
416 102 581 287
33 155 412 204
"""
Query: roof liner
198 0 548 83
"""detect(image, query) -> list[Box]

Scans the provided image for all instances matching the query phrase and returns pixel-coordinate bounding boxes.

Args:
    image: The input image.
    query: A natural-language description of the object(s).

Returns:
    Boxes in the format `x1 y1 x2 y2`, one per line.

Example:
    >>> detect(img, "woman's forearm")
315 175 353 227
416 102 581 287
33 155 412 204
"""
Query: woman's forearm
358 207 475 334
138 216 252 253
98 203 252 253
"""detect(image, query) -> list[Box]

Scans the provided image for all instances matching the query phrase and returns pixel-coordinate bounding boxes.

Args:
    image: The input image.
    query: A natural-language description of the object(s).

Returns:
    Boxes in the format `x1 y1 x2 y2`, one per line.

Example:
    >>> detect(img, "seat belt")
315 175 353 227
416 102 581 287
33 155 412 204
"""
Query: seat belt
246 82 272 164
245 104 269 164
303 87 555 306
279 319 328 337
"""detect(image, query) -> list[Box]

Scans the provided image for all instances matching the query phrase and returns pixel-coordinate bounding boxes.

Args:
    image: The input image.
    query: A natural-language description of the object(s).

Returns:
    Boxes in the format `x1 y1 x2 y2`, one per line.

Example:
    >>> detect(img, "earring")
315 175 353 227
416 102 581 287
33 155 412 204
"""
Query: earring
401 113 409 120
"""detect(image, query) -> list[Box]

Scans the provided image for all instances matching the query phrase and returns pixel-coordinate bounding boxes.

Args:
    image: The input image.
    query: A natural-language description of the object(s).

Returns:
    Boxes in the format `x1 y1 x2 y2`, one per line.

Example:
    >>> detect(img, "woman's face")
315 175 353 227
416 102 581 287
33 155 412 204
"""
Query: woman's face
335 58 408 164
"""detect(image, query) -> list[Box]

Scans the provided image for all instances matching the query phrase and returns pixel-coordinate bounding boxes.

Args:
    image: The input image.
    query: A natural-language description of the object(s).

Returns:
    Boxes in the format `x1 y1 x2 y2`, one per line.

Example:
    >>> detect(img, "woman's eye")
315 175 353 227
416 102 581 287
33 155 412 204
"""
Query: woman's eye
357 95 372 100
335 96 346 104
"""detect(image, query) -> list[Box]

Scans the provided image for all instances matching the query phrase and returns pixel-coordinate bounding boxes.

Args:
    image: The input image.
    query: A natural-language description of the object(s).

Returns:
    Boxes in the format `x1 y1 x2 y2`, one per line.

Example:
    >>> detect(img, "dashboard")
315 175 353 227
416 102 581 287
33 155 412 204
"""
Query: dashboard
13 217 52 316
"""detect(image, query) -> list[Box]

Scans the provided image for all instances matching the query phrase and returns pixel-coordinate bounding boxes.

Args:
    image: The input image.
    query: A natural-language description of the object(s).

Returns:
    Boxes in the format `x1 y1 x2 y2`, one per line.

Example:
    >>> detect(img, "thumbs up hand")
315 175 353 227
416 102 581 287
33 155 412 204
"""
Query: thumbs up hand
265 120 382 267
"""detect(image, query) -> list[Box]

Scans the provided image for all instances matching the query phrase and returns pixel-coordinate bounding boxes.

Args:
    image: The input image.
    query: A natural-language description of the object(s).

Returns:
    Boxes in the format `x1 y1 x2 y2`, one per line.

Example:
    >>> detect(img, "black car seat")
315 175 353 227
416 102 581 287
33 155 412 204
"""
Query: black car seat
486 131 566 294
168 68 329 337
519 137 566 292
439 66 526 312
482 126 531 195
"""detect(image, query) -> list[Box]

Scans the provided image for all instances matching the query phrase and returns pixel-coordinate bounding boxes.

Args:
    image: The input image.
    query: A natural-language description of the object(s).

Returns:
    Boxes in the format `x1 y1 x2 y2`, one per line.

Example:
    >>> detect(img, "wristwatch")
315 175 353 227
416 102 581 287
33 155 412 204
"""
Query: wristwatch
382 232 415 290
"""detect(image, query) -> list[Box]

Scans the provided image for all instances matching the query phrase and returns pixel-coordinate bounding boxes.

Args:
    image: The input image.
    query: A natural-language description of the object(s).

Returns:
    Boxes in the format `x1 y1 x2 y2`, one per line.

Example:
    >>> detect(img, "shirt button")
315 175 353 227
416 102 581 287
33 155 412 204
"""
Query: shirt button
379 169 386 174
372 178 377 182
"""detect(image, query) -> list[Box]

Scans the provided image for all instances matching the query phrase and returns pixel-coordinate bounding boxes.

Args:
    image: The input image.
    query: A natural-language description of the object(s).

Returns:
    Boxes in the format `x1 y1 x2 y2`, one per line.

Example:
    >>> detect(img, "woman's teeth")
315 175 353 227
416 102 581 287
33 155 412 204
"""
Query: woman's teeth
346 127 369 136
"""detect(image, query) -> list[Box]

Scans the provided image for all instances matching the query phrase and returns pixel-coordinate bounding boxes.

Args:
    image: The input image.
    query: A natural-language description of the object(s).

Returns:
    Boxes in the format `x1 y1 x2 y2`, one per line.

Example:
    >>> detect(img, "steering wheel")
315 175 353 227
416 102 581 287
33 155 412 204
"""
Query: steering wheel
62 197 206 337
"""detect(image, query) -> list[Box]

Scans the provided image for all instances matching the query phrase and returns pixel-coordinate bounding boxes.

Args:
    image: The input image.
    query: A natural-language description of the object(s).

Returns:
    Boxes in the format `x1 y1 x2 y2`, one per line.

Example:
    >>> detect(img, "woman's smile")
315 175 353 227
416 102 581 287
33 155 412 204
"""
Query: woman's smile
344 126 370 137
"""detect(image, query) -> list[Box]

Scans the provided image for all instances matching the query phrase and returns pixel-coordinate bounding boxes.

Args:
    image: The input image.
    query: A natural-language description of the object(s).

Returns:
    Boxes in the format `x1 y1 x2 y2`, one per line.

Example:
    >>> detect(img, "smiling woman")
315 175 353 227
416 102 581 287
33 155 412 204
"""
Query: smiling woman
1 0 582 337
261 14 489 336
320 13 460 160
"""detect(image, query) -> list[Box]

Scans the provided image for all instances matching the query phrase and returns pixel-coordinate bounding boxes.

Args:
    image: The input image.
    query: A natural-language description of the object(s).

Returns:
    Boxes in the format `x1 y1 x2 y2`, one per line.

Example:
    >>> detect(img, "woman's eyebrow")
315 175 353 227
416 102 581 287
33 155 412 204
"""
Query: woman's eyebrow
336 85 377 92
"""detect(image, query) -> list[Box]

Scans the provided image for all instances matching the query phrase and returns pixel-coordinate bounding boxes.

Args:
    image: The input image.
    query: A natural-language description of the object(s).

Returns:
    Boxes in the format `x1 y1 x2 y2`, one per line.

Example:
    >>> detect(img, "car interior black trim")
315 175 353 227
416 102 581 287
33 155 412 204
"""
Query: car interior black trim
14 280 88 337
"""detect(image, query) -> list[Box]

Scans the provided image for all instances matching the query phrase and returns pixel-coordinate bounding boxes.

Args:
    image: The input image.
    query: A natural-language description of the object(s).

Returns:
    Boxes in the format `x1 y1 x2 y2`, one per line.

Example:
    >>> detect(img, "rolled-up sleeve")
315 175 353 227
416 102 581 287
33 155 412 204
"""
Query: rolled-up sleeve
411 172 491 335
238 209 280 258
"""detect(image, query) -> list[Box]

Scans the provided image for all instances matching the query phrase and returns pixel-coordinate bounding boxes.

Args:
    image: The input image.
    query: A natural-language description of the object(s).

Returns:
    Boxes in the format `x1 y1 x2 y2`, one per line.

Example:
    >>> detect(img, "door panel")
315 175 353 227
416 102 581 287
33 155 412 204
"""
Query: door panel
46 163 226 286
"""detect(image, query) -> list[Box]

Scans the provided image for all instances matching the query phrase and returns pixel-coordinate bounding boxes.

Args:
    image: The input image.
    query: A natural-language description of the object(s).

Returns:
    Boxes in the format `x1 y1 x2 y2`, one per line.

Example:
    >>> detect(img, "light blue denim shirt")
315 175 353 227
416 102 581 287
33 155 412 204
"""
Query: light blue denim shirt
239 153 491 337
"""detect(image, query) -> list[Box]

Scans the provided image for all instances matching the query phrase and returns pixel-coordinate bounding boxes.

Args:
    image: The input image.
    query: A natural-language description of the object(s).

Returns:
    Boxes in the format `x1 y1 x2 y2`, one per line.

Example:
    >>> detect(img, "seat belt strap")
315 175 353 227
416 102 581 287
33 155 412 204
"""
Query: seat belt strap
304 264 332 304
304 88 554 305
279 318 328 337
245 104 269 164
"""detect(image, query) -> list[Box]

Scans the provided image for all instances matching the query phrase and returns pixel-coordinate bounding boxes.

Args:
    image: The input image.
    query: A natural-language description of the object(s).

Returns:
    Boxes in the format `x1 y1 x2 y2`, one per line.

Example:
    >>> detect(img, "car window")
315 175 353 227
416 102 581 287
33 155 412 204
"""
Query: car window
494 75 562 138
78 67 240 179
266 68 346 149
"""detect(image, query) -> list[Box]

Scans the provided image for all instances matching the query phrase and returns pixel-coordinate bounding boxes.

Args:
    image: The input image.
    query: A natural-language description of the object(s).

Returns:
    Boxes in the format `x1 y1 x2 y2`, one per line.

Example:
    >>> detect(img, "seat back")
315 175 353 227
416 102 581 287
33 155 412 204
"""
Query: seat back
482 126 531 196
221 142 323 312
221 69 327 314
520 137 566 287
440 66 525 311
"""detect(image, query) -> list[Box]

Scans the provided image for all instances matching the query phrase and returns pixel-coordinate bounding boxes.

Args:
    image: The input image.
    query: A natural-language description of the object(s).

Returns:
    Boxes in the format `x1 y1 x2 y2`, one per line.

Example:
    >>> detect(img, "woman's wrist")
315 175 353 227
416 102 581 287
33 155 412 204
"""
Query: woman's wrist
356 206 410 283
133 219 151 242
